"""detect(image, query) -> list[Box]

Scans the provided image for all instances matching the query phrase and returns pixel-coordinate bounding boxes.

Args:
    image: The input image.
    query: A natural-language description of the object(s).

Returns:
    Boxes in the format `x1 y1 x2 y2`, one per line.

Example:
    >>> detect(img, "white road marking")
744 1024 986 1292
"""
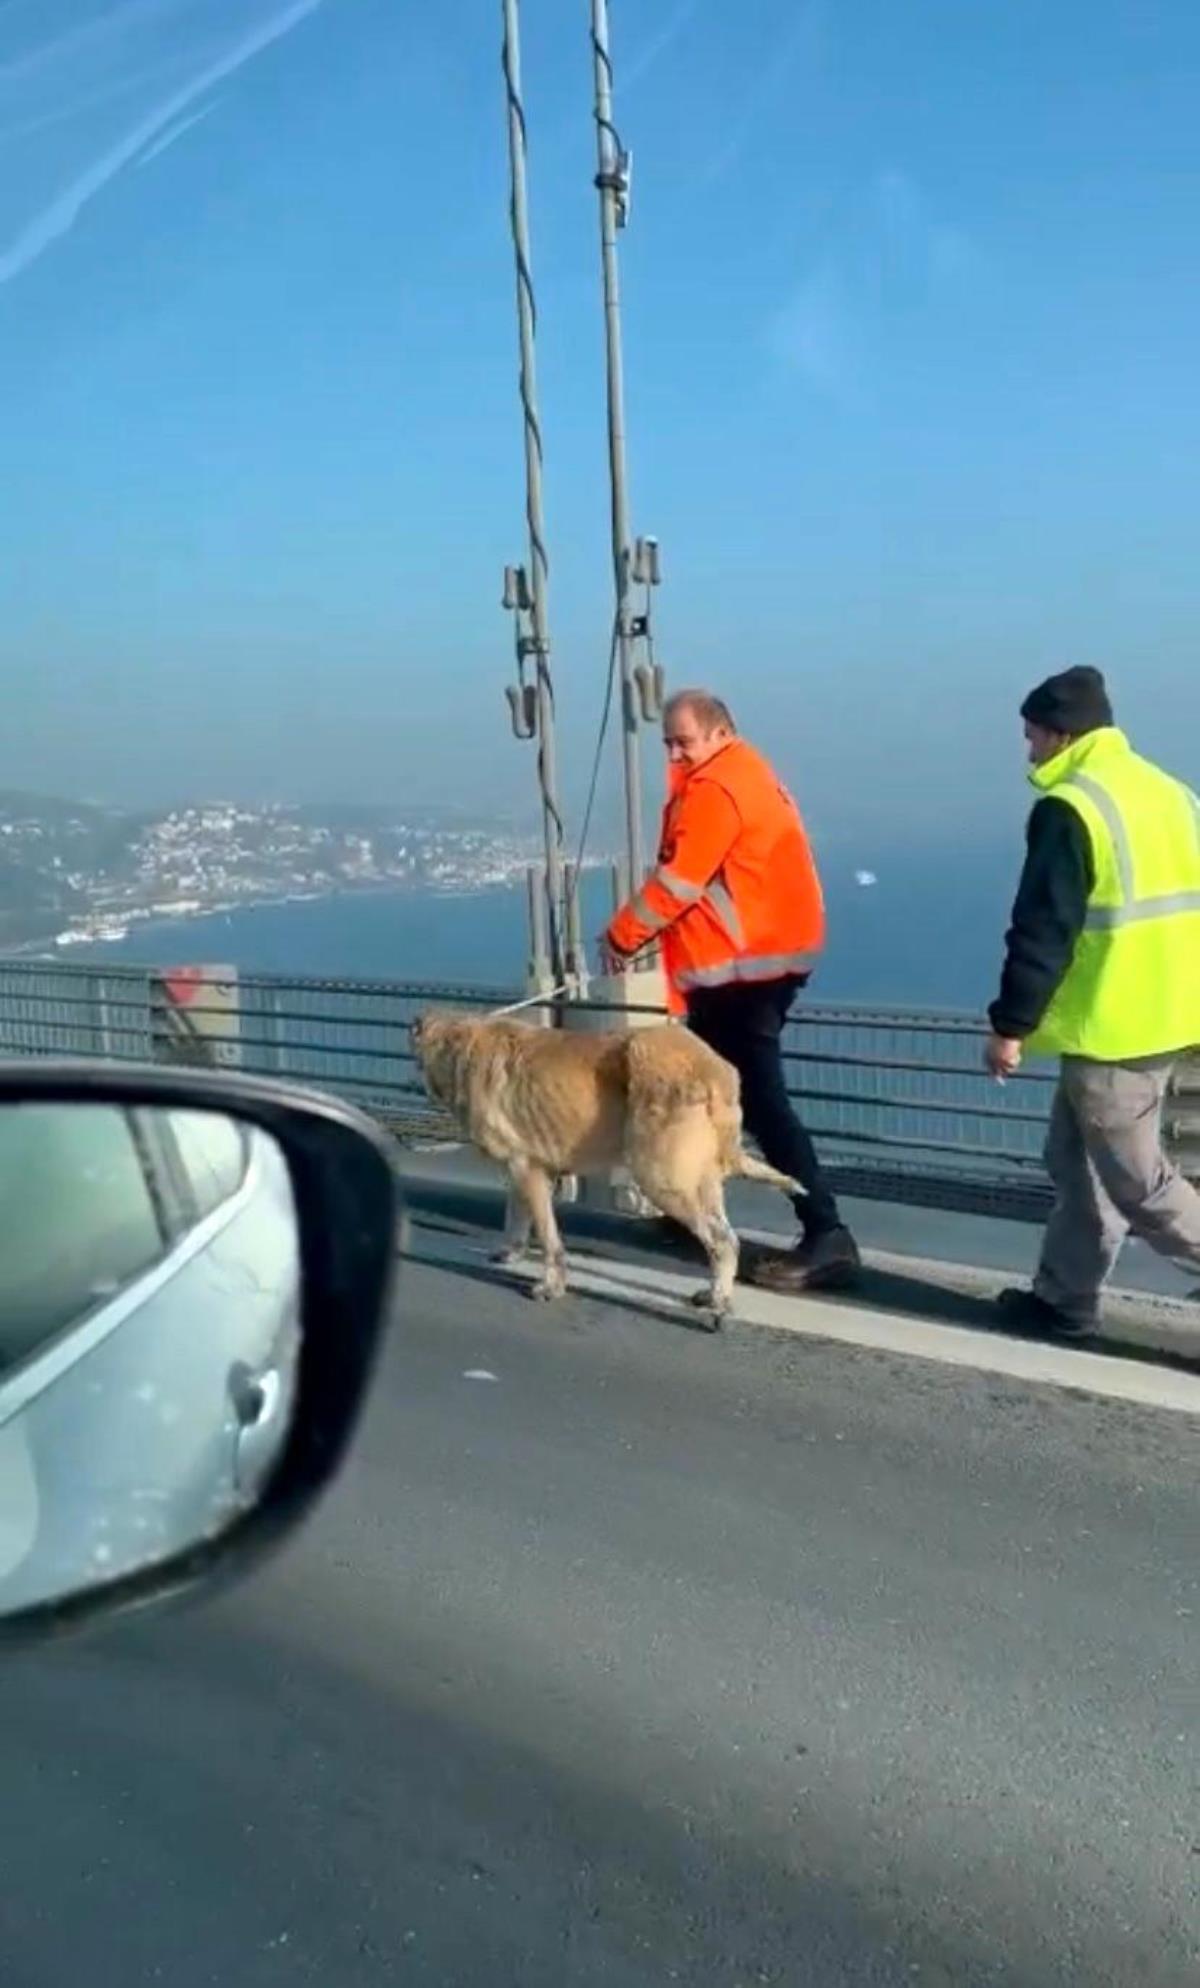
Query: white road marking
463 1369 500 1383
506 1255 1200 1417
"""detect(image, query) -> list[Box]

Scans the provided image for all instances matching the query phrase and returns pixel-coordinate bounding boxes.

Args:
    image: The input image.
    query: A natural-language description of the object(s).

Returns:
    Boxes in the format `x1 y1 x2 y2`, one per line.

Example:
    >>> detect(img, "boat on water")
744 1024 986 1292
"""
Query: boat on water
54 918 129 947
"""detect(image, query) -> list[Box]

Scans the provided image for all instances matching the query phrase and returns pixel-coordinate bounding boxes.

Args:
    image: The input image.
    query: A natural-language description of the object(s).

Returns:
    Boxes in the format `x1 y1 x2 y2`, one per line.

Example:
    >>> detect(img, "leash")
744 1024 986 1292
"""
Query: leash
485 935 661 1020
486 978 580 1020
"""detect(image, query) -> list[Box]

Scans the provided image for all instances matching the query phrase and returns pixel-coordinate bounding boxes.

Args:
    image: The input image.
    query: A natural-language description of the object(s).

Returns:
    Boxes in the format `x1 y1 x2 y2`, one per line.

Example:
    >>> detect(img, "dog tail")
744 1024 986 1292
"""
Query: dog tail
731 1150 805 1195
625 1032 805 1200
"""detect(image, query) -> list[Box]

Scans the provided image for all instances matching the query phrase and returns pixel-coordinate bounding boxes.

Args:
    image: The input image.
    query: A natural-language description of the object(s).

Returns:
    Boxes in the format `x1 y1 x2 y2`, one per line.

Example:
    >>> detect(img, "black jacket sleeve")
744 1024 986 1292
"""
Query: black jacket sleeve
989 798 1094 1040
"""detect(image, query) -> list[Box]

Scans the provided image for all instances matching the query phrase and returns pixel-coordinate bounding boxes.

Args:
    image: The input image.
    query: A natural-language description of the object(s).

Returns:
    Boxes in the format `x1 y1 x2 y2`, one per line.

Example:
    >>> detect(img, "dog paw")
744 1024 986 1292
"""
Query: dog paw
690 1287 729 1331
529 1277 567 1303
490 1246 526 1266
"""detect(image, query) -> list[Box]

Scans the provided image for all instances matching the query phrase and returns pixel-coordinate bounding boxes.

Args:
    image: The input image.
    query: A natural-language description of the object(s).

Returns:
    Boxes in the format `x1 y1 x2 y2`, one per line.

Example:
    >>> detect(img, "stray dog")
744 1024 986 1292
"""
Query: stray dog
411 1012 802 1321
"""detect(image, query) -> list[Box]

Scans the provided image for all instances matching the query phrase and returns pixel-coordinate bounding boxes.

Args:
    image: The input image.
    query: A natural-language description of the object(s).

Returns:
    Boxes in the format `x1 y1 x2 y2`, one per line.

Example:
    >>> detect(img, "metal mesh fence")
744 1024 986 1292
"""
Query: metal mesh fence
2 959 1195 1219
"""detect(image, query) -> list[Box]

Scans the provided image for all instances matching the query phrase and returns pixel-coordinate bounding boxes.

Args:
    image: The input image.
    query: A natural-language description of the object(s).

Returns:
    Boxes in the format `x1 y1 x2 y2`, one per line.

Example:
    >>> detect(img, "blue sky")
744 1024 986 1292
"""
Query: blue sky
2 0 1197 856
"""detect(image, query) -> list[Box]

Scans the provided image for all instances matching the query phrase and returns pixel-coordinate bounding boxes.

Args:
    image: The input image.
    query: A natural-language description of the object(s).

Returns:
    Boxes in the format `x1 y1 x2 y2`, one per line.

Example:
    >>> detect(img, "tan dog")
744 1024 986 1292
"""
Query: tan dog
410 1012 801 1321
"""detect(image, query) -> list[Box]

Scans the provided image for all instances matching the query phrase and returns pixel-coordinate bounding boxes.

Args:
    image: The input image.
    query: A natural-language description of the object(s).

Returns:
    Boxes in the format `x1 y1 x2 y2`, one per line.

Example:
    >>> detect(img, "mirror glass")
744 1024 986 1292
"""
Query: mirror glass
0 1102 301 1619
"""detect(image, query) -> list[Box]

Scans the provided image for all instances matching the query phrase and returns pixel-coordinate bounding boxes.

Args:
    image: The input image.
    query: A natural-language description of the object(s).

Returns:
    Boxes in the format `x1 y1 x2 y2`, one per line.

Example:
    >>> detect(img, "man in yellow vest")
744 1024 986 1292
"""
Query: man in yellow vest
986 666 1200 1338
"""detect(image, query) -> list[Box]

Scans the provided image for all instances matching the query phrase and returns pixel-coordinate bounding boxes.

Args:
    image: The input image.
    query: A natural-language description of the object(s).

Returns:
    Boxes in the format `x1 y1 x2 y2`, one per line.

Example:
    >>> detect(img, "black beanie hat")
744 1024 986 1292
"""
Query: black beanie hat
1020 666 1113 736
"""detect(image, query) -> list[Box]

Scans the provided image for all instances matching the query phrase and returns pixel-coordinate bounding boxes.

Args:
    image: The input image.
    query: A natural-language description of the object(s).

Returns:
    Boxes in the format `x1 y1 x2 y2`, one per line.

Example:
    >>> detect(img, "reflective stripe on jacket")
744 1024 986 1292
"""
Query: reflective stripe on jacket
1025 728 1200 1060
606 739 826 1011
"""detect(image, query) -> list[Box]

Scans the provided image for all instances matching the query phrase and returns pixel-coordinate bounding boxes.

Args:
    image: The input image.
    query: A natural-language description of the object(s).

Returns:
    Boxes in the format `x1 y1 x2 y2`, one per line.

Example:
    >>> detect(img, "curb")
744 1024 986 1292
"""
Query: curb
397 1169 1200 1375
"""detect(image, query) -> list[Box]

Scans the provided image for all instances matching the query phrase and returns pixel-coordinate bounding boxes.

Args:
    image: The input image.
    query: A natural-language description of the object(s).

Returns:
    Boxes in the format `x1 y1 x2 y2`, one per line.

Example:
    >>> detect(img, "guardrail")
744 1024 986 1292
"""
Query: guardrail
2 958 1196 1221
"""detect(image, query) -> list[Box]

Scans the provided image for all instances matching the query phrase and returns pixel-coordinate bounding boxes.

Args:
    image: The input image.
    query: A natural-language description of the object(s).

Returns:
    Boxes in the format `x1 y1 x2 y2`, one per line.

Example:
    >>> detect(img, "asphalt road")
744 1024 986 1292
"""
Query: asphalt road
3 1228 1198 1986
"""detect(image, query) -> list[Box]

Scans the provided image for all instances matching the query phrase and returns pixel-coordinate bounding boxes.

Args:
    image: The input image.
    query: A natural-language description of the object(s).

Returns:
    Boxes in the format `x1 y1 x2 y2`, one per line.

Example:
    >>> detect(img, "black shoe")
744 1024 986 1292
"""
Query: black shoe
744 1226 861 1294
996 1287 1098 1343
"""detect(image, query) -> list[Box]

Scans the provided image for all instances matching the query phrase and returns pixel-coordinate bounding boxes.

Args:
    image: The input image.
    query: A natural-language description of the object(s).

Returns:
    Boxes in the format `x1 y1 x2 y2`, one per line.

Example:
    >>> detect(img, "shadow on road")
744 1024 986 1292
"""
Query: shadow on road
403 1184 1200 1377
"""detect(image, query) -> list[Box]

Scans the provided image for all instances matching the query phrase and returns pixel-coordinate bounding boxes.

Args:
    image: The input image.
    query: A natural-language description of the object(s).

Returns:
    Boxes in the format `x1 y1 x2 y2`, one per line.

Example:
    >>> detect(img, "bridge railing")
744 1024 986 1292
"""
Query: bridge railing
2 959 1196 1221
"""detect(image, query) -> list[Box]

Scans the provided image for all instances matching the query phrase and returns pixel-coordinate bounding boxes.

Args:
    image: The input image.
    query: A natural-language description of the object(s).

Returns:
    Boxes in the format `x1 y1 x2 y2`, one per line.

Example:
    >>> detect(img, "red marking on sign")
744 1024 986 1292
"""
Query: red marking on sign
163 966 211 1006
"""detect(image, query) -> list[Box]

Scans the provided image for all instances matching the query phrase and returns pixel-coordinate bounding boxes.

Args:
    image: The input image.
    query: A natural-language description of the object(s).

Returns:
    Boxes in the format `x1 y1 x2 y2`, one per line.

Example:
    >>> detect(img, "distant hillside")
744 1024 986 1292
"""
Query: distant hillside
0 792 127 948
0 791 537 952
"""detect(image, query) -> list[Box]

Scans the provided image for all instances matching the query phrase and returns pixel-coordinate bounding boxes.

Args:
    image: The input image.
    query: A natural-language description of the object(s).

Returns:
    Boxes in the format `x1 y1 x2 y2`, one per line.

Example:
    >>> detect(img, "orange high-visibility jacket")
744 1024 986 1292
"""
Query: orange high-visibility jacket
606 739 826 1010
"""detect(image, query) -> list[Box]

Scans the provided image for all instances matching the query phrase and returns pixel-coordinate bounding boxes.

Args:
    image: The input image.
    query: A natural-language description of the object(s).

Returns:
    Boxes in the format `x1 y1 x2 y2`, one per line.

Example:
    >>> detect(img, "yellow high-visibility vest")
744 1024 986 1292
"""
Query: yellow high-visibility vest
1026 728 1200 1060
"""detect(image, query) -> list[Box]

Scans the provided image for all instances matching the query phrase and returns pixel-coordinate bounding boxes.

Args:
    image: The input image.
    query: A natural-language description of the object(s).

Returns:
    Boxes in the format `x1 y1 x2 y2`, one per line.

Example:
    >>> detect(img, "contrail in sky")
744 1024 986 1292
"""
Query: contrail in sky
623 0 704 93
0 0 175 96
135 98 218 167
0 0 321 286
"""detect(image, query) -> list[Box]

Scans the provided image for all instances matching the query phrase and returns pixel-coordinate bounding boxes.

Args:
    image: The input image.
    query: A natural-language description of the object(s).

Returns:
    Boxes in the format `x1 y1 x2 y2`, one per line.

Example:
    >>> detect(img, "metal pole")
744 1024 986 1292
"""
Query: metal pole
525 862 549 984
562 859 587 994
589 0 644 891
502 0 567 981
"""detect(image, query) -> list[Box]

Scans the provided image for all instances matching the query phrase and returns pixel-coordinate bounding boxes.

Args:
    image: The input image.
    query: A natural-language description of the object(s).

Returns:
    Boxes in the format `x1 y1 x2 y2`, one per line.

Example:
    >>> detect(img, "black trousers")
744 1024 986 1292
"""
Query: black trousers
686 976 842 1237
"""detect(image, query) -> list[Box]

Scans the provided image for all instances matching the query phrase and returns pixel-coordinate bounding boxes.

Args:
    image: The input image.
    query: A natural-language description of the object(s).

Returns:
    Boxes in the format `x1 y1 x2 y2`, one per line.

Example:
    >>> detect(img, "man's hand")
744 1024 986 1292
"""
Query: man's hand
985 1033 1023 1082
598 932 631 975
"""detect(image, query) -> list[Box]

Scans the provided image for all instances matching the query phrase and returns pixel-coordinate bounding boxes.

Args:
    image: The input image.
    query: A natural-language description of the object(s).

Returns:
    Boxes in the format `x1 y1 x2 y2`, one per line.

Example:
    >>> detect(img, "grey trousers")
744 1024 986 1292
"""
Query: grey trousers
1035 1056 1200 1321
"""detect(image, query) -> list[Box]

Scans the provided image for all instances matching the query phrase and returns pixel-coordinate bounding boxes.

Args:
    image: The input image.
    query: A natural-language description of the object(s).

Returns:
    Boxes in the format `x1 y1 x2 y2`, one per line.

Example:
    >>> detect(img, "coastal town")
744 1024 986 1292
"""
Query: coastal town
0 792 545 952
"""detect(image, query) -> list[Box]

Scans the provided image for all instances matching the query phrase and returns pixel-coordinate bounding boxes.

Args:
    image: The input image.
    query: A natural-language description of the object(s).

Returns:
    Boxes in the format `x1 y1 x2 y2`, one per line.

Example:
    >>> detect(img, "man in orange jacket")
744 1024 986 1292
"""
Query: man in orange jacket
605 690 860 1291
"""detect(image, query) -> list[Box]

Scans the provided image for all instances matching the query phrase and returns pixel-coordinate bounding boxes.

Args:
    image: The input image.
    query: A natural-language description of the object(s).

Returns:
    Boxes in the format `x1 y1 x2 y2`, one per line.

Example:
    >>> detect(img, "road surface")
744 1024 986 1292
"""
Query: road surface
2 1225 1197 1985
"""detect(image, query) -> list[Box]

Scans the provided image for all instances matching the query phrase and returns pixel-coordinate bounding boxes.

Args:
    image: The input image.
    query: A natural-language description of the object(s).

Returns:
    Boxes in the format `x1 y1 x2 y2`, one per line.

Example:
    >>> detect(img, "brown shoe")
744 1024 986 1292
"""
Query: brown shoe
744 1226 861 1294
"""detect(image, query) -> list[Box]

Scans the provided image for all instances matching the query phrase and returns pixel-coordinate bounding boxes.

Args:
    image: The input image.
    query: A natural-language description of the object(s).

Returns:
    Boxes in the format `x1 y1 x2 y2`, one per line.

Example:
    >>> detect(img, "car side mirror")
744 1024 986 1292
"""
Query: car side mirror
0 1063 402 1646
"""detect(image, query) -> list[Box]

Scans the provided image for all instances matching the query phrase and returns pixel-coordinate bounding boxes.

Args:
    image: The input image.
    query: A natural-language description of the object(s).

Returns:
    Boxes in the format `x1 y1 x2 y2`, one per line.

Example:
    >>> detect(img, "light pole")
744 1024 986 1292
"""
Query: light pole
500 0 567 984
588 0 662 906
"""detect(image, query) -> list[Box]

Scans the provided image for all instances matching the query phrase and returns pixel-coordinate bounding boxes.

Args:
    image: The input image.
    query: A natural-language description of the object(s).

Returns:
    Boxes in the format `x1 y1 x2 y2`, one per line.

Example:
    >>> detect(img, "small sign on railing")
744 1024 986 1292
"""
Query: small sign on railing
151 967 241 1070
